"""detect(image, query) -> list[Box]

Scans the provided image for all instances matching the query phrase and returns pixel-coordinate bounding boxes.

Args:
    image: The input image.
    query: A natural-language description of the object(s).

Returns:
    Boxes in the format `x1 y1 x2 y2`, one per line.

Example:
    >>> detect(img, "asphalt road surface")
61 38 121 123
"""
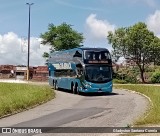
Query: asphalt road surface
0 89 148 136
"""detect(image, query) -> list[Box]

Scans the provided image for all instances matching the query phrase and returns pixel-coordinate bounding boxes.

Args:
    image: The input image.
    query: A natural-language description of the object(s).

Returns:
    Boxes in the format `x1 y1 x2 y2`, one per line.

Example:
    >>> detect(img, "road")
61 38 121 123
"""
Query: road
0 89 148 136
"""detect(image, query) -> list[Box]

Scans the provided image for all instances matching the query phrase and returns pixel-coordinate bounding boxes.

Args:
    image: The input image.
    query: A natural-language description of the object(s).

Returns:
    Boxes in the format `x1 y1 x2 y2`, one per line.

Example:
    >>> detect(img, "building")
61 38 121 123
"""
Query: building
32 66 48 81
15 65 34 80
0 65 48 81
0 65 15 79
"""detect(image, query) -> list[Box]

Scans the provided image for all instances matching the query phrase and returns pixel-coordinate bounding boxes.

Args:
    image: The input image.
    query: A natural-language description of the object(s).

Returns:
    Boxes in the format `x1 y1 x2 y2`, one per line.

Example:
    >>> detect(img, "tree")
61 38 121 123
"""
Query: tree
42 52 49 58
150 37 160 66
107 22 160 83
40 23 84 54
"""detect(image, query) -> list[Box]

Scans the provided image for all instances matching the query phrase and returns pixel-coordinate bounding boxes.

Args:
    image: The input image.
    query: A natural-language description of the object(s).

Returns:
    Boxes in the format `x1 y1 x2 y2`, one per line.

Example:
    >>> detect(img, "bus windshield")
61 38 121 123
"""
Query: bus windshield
85 65 112 83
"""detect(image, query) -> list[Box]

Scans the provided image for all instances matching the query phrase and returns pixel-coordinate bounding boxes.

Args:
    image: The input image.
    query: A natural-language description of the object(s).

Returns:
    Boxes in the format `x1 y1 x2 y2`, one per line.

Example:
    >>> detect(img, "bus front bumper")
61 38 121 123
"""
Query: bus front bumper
79 82 112 93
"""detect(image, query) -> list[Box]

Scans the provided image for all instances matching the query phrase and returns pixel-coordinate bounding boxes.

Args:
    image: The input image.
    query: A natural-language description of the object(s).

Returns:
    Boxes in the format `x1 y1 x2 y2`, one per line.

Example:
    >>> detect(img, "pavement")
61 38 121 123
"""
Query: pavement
0 88 150 136
0 79 28 83
0 80 159 136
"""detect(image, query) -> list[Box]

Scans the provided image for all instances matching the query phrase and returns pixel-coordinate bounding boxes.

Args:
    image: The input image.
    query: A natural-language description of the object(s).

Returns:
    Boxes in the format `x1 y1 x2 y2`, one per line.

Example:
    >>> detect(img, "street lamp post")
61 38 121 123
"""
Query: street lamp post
26 3 34 81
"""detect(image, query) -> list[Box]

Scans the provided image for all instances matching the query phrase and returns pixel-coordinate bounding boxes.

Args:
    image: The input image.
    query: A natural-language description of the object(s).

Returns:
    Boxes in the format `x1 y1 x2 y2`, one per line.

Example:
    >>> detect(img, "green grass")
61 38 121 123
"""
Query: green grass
0 83 55 118
114 84 160 126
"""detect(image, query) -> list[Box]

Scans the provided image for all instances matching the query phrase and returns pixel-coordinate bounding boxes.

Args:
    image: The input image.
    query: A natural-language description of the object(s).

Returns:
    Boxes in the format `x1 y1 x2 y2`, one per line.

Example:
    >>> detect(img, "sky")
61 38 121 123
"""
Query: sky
1 0 160 66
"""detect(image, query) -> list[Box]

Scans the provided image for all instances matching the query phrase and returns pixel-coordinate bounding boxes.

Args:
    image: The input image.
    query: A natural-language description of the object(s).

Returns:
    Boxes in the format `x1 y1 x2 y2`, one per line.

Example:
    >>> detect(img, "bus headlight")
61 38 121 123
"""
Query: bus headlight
85 83 91 88
80 87 83 91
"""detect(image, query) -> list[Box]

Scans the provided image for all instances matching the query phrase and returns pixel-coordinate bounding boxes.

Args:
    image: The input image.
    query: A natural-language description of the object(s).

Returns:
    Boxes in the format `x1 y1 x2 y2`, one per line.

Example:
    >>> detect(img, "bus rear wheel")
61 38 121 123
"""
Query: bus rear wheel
54 81 58 90
73 84 79 94
71 83 75 94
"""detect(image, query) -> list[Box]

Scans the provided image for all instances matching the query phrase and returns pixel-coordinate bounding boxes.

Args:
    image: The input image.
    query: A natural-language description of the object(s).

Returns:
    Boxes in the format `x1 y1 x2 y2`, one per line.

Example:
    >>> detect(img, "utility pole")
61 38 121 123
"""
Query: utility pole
26 3 34 81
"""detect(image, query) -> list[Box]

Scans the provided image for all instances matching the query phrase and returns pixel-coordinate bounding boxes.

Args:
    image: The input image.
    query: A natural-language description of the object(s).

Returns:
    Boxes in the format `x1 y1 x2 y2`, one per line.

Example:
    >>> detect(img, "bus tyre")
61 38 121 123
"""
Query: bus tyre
54 81 58 90
74 84 79 94
71 83 74 93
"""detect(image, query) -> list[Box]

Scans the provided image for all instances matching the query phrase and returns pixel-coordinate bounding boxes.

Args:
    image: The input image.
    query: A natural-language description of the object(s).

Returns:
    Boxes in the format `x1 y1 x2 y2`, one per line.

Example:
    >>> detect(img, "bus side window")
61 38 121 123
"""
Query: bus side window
70 70 76 77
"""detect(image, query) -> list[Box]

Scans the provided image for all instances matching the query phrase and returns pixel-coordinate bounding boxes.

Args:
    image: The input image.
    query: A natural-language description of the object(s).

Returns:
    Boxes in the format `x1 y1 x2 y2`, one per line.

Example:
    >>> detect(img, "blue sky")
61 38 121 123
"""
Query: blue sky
1 0 160 65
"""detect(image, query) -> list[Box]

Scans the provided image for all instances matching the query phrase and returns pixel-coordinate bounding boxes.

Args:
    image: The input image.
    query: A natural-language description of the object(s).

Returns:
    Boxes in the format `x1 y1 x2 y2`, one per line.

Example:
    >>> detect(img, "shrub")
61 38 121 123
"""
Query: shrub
113 79 127 84
151 72 160 83
125 75 138 83
112 71 121 79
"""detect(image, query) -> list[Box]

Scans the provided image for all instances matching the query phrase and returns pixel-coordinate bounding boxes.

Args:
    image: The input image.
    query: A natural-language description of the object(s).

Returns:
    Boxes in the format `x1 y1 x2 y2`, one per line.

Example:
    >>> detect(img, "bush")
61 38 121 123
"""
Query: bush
151 72 160 83
112 71 121 79
125 75 138 83
113 79 127 84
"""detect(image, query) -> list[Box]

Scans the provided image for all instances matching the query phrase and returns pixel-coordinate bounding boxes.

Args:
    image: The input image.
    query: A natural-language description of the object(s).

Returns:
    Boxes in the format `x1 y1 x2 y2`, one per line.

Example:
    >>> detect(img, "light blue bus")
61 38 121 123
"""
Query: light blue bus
48 48 112 94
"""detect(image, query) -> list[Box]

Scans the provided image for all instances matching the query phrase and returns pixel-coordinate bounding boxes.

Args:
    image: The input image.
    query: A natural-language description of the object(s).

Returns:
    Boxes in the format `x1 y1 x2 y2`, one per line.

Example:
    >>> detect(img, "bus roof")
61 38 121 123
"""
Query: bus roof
49 47 109 56
79 47 109 51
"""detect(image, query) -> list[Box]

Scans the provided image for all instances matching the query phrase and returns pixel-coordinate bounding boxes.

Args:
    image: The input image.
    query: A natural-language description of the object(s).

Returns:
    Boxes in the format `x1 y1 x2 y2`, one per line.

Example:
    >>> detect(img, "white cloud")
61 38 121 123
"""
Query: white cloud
105 0 156 8
156 34 160 38
146 10 160 35
85 14 116 39
0 32 50 66
54 0 104 11
132 0 156 7
144 0 156 7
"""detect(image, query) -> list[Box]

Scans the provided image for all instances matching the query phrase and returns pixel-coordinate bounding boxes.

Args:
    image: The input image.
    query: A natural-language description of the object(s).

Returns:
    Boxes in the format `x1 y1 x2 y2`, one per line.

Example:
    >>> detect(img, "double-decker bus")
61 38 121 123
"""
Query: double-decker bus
48 48 112 94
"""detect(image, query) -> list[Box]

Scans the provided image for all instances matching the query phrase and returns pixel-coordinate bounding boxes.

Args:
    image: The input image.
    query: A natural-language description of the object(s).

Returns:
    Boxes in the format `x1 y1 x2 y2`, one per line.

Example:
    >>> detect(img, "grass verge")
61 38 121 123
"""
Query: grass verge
114 84 160 126
0 82 54 118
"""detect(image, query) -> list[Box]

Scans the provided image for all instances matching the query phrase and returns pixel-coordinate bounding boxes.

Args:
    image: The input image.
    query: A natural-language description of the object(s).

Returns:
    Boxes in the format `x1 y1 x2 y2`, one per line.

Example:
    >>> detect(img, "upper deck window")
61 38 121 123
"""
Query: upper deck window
84 50 111 64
